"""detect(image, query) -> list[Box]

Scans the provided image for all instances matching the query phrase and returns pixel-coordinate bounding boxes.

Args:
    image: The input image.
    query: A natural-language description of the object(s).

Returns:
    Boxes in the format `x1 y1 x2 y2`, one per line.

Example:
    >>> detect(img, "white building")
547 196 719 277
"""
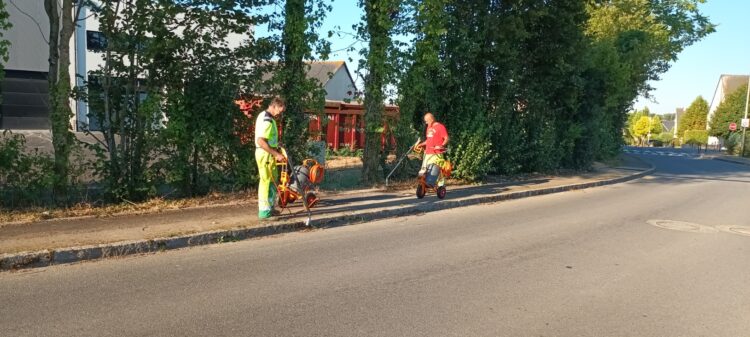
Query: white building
1 1 250 130
305 61 358 101
707 74 750 146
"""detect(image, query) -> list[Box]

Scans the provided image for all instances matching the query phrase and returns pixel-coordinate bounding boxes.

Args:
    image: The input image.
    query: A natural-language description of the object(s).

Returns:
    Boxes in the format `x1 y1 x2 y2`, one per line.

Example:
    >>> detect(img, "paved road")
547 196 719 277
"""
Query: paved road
2 150 750 337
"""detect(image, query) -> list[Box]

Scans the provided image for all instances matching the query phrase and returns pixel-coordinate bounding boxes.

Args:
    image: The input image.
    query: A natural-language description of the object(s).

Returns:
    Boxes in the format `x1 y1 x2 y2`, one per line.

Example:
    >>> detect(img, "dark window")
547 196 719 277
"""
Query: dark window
86 31 107 52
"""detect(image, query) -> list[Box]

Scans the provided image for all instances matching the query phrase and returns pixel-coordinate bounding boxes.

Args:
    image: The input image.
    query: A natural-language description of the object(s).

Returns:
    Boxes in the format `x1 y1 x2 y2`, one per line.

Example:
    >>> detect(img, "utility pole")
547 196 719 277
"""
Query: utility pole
741 76 750 157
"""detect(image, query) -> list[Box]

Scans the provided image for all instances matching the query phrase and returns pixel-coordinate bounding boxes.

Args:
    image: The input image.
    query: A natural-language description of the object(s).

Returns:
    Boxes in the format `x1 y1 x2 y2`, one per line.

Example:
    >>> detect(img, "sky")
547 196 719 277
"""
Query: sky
259 1 748 115
633 1 750 114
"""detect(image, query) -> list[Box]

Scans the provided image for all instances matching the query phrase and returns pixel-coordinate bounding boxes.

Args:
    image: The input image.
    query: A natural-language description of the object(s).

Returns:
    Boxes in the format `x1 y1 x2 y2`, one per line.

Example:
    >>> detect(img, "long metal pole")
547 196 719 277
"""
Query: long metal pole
741 76 750 157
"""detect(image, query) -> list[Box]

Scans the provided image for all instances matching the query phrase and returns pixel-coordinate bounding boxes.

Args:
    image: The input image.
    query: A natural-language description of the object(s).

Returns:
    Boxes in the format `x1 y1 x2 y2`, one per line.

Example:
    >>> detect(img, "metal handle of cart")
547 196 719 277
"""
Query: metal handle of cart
385 138 421 187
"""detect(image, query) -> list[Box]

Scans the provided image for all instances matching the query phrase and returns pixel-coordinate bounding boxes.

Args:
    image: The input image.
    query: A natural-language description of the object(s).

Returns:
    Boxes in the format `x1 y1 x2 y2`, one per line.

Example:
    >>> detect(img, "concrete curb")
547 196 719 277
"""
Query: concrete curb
1 166 654 271
711 156 750 167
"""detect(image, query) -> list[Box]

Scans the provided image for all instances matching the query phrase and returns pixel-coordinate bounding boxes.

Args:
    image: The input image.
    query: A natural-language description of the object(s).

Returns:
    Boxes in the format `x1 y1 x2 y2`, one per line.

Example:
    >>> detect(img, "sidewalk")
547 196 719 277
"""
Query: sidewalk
704 154 750 166
0 157 652 270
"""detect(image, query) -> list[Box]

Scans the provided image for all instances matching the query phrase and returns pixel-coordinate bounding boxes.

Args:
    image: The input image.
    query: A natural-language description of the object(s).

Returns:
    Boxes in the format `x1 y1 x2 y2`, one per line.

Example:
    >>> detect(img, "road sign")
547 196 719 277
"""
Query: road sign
742 118 750 128
730 122 737 131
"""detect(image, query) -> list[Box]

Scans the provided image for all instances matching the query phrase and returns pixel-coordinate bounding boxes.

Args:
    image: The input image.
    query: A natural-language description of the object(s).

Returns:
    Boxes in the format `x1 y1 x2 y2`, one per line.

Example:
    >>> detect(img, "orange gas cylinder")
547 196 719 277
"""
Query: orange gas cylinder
309 164 325 184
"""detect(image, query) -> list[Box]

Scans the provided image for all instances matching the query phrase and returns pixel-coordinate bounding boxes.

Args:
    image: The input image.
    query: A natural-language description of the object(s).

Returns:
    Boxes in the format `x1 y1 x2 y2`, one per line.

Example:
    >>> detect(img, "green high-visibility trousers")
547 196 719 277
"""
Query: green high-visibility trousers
256 149 278 219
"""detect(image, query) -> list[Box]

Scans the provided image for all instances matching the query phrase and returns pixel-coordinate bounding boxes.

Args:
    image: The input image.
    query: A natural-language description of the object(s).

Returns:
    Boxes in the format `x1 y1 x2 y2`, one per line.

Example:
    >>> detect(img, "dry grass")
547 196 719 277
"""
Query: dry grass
0 191 252 225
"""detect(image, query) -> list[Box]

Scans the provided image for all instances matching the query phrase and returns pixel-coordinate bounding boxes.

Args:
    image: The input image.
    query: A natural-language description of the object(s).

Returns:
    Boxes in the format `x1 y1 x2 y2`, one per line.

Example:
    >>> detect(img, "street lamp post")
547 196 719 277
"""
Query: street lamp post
741 76 750 157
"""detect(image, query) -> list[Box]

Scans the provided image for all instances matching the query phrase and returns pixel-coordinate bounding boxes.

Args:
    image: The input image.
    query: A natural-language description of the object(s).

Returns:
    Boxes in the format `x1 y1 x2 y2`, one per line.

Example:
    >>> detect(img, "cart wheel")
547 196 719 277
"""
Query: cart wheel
305 192 319 209
416 184 426 199
436 186 447 199
277 190 288 208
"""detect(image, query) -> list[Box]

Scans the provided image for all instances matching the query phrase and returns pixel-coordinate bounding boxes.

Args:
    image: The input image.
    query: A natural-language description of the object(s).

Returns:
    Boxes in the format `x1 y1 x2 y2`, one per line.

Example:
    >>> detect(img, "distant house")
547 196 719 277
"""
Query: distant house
0 1 249 131
661 120 675 134
707 74 750 146
262 61 358 102
306 61 358 101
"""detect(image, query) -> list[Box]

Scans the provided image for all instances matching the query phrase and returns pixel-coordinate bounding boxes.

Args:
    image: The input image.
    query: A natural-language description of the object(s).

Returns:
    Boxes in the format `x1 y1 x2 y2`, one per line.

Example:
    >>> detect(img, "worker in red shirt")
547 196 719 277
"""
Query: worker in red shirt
415 112 449 186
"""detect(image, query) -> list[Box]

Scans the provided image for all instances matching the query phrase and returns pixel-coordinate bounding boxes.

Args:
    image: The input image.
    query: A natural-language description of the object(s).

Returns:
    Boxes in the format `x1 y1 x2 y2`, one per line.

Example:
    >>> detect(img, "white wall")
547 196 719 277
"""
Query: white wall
325 67 356 101
3 0 50 72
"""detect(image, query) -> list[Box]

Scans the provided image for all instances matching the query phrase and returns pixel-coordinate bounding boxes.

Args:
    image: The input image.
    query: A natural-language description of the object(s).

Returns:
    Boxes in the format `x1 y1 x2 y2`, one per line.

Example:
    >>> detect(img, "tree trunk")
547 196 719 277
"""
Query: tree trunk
361 0 394 185
280 0 310 161
45 0 77 202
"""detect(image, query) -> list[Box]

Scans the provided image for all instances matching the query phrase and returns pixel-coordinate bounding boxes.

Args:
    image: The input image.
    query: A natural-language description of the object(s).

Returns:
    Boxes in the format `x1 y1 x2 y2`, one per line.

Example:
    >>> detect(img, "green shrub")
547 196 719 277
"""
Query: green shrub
652 132 674 147
725 132 741 155
449 120 497 181
683 130 708 147
0 131 55 207
326 147 363 158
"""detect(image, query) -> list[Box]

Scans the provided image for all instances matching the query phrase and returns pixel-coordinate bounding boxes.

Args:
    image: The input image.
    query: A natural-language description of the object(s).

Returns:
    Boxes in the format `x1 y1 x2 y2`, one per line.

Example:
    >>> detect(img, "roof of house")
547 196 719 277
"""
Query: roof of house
261 60 357 90
662 120 675 132
307 61 351 86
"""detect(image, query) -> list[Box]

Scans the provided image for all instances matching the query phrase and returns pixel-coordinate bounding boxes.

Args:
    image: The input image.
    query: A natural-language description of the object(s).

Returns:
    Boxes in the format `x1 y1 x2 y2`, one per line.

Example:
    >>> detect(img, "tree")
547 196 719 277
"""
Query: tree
86 0 275 200
392 0 713 180
650 115 663 135
276 0 330 162
359 0 401 184
626 107 650 145
678 96 709 138
709 84 748 140
633 116 651 145
684 130 708 147
0 0 11 105
44 0 84 201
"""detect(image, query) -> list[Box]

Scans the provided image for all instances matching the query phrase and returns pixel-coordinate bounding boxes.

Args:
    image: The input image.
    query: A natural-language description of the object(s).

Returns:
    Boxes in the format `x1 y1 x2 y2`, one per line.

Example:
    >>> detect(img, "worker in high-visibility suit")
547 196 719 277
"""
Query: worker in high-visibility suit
255 97 287 219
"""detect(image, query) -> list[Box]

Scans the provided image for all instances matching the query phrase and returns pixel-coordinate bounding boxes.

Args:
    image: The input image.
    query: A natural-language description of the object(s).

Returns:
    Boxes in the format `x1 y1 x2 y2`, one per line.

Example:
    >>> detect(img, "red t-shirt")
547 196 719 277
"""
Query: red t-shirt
425 122 448 154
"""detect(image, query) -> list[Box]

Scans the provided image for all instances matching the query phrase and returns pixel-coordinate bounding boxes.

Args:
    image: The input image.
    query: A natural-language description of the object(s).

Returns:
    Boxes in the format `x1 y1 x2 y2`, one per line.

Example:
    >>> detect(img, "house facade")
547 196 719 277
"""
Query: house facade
707 74 750 146
1 1 249 131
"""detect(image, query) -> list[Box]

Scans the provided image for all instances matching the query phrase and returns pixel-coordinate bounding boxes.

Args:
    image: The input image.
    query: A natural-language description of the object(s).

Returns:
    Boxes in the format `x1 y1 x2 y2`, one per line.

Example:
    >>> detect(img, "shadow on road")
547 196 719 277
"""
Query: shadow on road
627 149 750 186
275 179 551 218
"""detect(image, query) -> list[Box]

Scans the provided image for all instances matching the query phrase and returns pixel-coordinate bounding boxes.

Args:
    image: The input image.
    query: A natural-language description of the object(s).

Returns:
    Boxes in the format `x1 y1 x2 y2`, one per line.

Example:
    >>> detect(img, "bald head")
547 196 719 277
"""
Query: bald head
423 112 435 126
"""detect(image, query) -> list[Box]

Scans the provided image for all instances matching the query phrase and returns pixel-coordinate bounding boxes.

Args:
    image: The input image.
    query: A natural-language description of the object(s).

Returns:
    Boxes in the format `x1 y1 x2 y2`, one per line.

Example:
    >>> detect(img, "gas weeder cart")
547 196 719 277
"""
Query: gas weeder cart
385 139 453 200
275 148 325 226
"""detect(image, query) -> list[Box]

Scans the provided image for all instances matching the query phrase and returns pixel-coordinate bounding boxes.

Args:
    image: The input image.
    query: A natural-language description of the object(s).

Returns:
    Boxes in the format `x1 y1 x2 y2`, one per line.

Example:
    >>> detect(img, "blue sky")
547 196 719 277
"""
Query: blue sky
634 1 750 114
260 1 747 115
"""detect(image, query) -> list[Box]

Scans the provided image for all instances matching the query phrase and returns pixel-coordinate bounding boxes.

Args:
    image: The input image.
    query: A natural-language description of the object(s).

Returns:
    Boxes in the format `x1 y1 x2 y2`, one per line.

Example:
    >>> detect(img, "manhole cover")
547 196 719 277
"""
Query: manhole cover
646 220 718 234
716 225 750 237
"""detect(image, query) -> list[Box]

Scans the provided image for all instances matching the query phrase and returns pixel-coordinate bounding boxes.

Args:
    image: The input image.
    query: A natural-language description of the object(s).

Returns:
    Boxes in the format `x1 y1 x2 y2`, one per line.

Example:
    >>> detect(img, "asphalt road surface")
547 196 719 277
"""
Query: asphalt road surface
2 148 749 337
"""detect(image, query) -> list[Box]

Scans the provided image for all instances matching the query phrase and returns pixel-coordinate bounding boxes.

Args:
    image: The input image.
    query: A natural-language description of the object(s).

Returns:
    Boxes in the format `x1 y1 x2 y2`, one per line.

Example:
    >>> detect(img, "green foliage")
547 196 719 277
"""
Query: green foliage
326 147 364 158
633 116 652 140
448 119 496 181
44 0 79 201
654 132 675 146
709 84 748 140
84 0 275 201
683 130 708 147
724 132 743 155
358 0 403 184
650 115 663 134
678 96 709 137
272 0 331 162
0 132 55 207
625 108 649 145
389 0 712 180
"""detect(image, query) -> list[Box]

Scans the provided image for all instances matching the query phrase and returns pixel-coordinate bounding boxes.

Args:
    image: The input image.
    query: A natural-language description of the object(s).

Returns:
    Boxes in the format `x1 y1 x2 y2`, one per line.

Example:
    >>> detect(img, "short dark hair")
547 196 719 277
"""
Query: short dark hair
269 96 286 108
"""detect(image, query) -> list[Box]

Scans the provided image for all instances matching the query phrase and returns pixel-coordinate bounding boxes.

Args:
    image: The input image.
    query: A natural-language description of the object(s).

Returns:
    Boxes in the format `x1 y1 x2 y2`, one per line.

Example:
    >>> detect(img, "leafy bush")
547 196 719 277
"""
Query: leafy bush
725 132 741 155
0 131 55 207
449 121 497 181
683 130 708 147
653 132 674 147
326 147 363 158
